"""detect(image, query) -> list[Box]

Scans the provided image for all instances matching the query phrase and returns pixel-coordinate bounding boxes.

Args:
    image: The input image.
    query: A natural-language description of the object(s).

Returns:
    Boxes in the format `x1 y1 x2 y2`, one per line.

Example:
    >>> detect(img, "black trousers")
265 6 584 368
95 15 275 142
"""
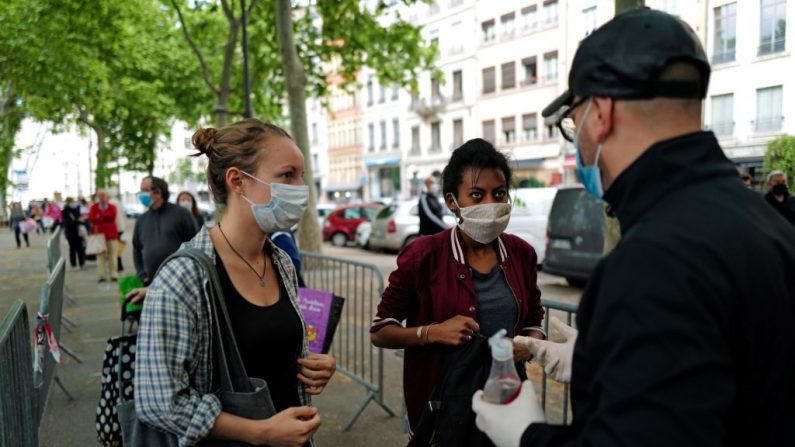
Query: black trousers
14 226 29 248
66 234 85 267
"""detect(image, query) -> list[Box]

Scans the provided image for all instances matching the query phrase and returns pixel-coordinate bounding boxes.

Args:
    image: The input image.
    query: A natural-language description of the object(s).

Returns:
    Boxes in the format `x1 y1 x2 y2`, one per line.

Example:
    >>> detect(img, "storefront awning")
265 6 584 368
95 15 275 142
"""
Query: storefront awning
364 155 401 168
325 183 362 193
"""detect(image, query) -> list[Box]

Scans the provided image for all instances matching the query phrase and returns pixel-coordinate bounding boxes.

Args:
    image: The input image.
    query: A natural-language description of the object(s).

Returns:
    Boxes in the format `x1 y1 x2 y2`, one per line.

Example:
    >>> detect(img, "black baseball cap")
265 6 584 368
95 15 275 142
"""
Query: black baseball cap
542 7 710 118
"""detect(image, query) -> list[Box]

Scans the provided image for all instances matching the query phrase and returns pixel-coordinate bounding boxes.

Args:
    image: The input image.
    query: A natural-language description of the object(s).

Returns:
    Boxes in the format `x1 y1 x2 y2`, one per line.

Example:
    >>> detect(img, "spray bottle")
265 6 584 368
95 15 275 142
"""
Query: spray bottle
483 328 522 404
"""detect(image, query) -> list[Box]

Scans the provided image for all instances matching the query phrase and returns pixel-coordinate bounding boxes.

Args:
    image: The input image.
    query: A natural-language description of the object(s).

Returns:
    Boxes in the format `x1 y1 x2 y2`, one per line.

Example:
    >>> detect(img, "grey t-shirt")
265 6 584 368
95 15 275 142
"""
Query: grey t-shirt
132 202 198 284
472 265 518 338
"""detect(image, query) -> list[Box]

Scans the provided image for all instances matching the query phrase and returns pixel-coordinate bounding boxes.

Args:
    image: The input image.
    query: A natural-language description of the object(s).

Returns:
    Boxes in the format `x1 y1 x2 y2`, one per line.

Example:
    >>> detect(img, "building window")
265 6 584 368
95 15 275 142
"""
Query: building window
311 122 318 144
501 13 516 38
431 121 442 152
453 119 464 148
544 114 558 140
583 6 597 38
522 57 537 86
411 126 421 155
482 20 496 42
429 0 439 15
393 118 400 148
501 61 516 90
452 70 463 101
521 5 538 31
482 120 496 144
391 83 399 100
522 113 538 142
379 83 386 104
501 116 516 145
713 3 737 64
431 77 442 100
366 78 373 106
449 21 464 55
482 67 496 94
661 0 680 15
756 86 783 132
543 51 558 82
710 94 734 136
312 153 319 172
451 0 463 6
368 123 375 152
759 0 787 55
380 120 387 150
543 0 559 24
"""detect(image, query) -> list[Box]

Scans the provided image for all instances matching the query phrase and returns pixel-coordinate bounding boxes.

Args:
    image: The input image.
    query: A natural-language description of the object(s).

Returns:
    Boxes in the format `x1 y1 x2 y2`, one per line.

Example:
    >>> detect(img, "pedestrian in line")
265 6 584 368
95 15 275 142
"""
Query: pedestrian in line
125 177 198 304
30 202 45 234
371 138 545 442
110 194 127 272
135 118 335 446
89 190 120 282
763 170 795 226
9 202 30 248
177 191 206 229
418 175 448 236
740 172 753 189
472 8 795 447
43 198 62 233
62 197 86 269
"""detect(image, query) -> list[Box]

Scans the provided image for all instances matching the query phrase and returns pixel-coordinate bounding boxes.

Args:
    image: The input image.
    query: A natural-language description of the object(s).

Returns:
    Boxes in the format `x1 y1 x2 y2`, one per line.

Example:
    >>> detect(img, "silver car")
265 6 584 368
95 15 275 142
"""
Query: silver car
369 200 456 252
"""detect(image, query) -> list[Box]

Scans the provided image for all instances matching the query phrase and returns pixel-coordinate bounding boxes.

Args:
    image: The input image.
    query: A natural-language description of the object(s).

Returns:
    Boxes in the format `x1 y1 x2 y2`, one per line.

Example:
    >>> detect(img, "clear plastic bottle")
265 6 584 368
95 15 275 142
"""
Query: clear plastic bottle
483 329 522 404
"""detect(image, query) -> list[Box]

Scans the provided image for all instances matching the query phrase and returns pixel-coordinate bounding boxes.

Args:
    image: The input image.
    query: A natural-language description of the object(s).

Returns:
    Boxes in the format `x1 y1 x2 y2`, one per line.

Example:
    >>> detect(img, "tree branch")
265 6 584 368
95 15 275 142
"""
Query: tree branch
220 0 235 22
169 0 219 96
247 0 260 17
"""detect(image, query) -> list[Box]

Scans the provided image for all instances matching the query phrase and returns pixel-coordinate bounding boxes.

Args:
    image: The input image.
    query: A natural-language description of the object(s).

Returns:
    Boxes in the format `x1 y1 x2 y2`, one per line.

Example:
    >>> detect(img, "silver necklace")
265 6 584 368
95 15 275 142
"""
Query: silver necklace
217 223 266 287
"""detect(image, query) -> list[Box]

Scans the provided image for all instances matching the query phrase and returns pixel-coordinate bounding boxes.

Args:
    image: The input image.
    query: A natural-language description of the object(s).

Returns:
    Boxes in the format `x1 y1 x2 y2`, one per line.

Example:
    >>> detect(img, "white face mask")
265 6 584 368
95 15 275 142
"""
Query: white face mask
240 171 309 233
430 183 441 196
451 196 511 244
179 200 193 210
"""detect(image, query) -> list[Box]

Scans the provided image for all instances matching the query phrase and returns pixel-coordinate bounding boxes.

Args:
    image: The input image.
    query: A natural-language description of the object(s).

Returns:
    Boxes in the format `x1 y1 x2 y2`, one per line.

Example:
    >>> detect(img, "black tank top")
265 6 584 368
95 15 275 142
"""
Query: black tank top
214 251 303 412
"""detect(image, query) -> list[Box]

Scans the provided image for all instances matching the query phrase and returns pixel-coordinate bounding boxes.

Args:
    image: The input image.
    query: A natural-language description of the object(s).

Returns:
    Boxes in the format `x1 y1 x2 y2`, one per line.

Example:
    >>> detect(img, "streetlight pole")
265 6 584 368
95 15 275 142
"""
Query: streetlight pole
241 0 253 118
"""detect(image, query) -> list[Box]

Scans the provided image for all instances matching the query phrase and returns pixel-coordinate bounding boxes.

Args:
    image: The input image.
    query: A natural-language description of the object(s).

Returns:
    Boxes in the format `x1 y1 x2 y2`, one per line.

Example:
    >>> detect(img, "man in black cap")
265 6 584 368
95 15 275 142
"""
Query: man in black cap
472 8 795 446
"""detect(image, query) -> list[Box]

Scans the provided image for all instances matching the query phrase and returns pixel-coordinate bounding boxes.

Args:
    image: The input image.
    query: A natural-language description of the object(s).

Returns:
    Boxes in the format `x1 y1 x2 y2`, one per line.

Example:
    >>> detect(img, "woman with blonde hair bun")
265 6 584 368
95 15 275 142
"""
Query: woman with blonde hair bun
135 118 336 446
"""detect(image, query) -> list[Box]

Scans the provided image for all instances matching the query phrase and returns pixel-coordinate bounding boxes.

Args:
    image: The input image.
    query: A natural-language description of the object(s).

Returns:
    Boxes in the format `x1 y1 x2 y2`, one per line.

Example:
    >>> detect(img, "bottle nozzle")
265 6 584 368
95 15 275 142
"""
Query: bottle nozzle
488 329 513 361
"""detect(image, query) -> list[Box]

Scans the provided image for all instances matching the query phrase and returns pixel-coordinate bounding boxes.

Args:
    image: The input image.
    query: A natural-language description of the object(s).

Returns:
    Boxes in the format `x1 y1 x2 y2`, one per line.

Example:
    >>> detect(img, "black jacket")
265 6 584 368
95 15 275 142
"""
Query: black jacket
418 192 447 236
62 205 82 239
522 132 795 446
764 192 795 226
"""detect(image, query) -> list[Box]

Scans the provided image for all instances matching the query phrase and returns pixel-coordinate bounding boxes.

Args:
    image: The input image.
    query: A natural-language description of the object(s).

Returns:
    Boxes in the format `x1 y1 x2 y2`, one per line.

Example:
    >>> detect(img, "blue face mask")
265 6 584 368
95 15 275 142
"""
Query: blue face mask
573 102 604 200
138 192 152 208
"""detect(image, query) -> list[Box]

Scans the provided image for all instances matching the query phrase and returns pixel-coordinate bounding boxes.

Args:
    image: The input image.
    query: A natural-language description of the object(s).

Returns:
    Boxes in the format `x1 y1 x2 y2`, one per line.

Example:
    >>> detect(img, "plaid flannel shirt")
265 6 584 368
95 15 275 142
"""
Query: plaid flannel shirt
134 226 311 447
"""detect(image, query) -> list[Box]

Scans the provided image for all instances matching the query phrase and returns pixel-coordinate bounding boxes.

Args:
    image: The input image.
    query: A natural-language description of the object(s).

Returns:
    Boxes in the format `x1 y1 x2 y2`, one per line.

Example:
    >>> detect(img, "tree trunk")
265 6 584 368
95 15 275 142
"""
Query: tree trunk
274 0 322 253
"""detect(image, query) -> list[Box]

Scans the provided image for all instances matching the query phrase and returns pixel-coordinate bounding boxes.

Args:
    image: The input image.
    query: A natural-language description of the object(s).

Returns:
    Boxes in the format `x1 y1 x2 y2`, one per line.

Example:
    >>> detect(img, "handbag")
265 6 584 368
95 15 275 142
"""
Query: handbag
117 248 277 446
42 216 55 229
86 233 107 255
78 224 88 239
20 218 37 234
96 318 137 447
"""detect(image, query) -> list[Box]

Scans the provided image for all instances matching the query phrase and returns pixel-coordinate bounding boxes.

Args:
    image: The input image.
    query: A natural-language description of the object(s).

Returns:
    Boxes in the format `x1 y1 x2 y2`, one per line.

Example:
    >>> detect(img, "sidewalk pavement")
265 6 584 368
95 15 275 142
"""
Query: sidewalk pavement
0 225 407 447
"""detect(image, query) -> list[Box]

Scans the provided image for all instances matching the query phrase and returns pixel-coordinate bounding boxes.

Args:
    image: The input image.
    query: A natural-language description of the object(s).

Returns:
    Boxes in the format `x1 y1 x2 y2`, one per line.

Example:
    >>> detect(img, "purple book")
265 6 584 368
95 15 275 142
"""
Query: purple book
297 288 334 354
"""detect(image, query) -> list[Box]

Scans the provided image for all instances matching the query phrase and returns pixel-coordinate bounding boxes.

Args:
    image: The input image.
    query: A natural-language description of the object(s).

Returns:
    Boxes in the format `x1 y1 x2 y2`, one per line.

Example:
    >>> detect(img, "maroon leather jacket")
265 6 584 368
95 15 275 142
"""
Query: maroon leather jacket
370 226 545 432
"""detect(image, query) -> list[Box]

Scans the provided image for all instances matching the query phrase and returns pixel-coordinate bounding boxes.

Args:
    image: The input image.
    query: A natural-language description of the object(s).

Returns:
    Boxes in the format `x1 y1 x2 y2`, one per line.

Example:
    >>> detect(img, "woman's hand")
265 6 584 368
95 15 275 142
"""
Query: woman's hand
254 406 321 447
513 341 532 362
125 287 147 304
427 315 480 346
297 353 336 395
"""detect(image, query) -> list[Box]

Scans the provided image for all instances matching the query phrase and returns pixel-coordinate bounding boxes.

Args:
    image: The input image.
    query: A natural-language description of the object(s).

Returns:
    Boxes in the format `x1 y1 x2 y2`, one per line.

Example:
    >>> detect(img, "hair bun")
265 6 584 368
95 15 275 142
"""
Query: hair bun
192 127 218 156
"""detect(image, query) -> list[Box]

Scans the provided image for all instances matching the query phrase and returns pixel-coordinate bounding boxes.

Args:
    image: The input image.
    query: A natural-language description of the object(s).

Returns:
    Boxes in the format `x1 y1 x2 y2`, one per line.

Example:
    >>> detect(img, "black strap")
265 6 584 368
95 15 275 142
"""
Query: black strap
157 248 253 393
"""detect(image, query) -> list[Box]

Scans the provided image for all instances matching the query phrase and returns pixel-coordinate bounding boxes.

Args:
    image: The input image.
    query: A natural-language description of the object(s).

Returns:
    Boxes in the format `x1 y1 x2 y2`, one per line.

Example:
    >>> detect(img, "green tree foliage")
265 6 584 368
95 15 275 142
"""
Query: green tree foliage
764 135 795 180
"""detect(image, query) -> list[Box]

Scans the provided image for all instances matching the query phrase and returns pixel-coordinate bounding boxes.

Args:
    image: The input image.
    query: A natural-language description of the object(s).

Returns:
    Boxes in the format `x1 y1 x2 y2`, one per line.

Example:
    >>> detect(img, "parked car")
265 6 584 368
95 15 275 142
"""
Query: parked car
506 187 557 266
369 200 456 252
542 186 605 288
322 203 383 247
355 221 372 249
315 203 336 227
124 203 146 218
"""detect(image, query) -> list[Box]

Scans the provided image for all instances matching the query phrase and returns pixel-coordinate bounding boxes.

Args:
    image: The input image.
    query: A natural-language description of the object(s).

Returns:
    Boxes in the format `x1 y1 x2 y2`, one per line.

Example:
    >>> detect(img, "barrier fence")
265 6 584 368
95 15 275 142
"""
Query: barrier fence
300 251 396 431
535 298 578 425
0 300 37 447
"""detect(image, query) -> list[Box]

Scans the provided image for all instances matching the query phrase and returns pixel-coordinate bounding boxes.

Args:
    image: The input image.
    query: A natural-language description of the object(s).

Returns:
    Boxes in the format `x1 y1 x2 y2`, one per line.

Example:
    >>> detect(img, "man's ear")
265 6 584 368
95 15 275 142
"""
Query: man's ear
591 97 614 144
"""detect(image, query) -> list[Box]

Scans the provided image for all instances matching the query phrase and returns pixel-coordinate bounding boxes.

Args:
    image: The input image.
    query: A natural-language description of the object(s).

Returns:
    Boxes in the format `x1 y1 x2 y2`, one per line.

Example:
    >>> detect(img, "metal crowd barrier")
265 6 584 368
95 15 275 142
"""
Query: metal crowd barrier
536 298 579 425
47 228 77 316
33 257 75 429
0 300 37 447
299 251 396 431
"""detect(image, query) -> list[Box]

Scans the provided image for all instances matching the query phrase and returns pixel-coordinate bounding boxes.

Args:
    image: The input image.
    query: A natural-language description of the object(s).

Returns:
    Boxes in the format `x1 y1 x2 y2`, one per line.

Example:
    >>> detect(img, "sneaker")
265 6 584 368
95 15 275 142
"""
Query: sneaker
98 278 106 283
111 277 118 282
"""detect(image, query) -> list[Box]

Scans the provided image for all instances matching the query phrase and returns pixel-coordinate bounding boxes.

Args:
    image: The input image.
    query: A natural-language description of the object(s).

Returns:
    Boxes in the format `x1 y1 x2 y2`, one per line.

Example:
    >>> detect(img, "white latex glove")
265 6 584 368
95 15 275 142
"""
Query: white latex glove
513 317 577 384
472 380 546 447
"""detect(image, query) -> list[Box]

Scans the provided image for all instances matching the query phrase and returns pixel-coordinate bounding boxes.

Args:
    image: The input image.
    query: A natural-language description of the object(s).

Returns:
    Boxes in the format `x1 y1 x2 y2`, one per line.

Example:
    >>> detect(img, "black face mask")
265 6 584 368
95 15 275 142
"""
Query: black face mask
772 183 789 196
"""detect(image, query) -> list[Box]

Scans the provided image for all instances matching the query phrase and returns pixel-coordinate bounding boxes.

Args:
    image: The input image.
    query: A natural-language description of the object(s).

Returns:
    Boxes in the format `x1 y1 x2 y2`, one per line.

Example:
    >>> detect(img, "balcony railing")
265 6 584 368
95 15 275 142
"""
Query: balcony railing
754 116 784 133
711 50 736 65
758 39 786 56
411 95 448 119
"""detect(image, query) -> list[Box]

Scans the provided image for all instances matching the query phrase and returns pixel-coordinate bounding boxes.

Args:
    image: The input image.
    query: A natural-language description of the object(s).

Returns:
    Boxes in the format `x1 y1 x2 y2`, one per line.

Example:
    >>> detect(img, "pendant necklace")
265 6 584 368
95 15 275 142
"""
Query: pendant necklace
217 223 266 287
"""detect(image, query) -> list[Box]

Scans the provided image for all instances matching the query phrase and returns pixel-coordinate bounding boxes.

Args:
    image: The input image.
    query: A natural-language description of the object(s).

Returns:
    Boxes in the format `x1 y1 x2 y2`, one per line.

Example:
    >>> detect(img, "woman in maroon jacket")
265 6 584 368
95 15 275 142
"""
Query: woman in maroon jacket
370 138 546 438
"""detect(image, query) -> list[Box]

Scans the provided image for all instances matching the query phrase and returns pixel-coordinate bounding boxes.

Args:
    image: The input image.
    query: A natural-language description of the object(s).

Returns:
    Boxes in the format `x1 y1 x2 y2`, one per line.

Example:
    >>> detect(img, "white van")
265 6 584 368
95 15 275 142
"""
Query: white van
506 187 557 266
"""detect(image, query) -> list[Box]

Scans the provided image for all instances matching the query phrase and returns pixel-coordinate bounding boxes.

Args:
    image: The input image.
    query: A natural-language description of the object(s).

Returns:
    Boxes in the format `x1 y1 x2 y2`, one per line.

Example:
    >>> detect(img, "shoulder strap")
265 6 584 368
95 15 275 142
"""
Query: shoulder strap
157 248 253 393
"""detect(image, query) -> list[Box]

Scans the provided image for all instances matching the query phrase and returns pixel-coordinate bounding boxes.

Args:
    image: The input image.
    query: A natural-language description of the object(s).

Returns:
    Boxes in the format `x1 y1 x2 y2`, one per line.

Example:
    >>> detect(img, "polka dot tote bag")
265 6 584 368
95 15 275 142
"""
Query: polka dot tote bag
96 333 136 447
